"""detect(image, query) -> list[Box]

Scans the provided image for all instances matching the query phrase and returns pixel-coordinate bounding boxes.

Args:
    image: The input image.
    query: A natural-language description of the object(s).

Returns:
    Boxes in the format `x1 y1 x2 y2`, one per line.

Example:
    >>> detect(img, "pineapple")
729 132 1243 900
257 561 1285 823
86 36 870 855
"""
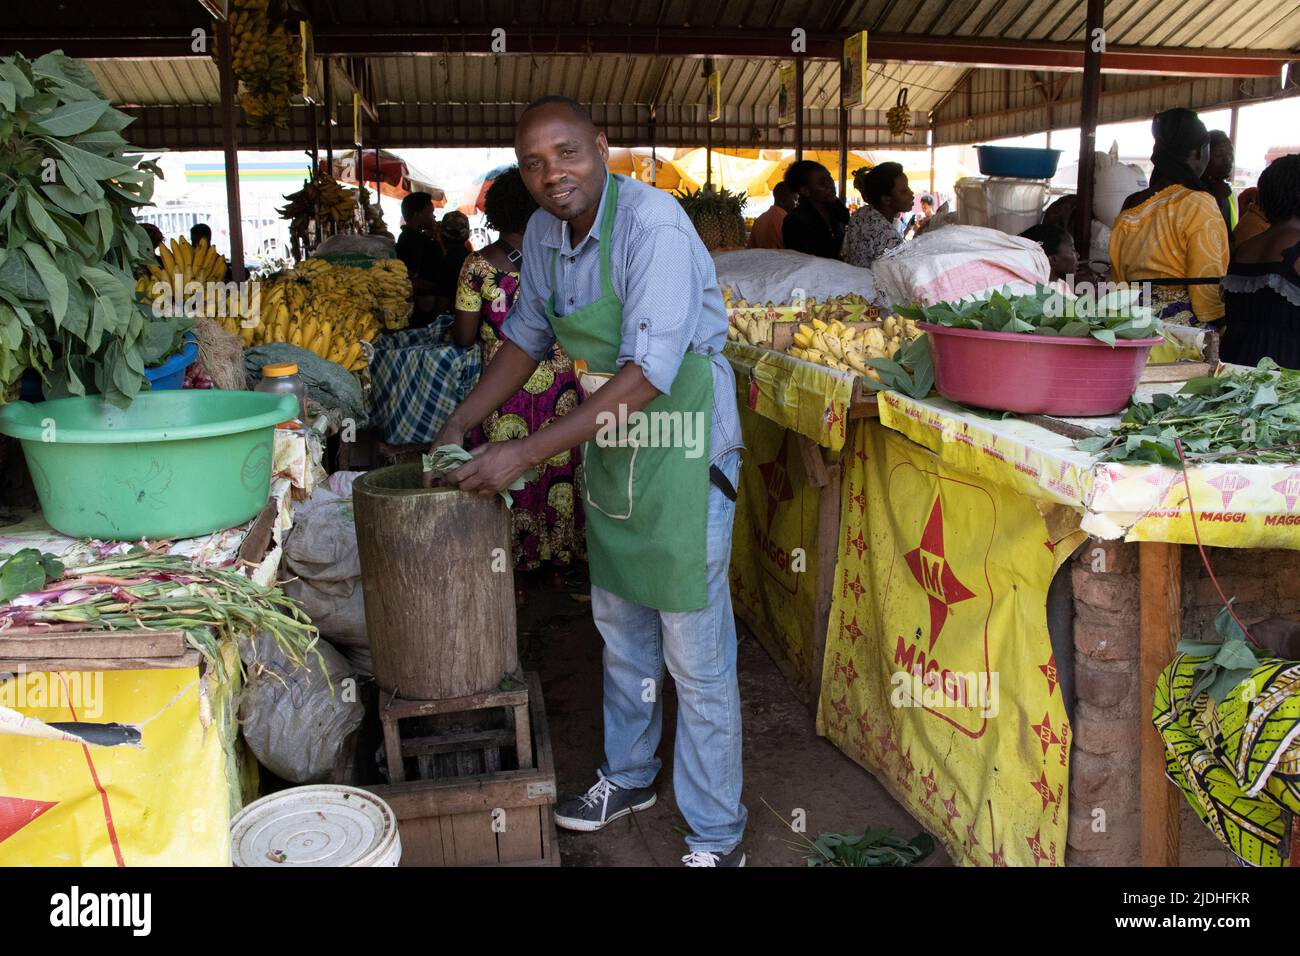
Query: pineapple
675 185 748 251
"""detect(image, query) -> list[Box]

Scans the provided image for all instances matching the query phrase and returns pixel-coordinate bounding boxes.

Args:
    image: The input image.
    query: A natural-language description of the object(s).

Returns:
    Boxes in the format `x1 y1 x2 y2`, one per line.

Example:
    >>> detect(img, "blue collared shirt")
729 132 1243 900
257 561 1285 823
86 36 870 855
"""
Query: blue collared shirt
502 173 743 466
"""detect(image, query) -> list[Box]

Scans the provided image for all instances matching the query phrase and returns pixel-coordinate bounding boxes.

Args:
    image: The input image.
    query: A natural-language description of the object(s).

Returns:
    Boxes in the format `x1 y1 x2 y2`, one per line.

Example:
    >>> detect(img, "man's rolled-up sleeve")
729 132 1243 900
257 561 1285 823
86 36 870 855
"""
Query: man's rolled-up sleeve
501 227 556 360
616 223 702 395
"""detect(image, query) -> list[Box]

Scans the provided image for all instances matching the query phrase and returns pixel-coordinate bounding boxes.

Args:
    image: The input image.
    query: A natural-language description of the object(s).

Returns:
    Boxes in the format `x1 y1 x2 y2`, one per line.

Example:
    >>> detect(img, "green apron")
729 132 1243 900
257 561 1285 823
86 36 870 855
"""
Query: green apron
546 174 713 612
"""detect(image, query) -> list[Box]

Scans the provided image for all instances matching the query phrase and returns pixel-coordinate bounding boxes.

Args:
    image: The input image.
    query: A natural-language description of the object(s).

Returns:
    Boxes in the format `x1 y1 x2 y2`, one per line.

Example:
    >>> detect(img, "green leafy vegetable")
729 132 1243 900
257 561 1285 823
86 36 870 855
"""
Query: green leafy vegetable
1076 359 1300 465
0 50 161 406
0 548 64 601
804 827 935 867
1175 600 1265 708
860 334 934 399
896 284 1162 344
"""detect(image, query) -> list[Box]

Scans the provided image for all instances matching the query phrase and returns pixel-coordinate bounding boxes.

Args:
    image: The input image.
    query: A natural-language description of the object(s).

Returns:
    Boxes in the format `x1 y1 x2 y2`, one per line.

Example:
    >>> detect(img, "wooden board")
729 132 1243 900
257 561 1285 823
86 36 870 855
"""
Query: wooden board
1140 362 1212 384
0 649 202 673
0 629 187 660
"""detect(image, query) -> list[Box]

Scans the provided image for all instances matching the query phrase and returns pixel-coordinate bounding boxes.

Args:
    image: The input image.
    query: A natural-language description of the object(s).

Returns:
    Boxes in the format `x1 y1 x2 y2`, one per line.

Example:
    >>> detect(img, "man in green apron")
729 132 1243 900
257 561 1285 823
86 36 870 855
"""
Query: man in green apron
433 96 748 867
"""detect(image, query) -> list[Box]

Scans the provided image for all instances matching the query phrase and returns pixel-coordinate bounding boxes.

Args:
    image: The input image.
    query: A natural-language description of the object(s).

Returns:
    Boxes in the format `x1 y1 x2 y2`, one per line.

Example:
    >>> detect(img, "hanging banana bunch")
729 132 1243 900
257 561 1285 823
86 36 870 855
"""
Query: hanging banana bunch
887 88 913 137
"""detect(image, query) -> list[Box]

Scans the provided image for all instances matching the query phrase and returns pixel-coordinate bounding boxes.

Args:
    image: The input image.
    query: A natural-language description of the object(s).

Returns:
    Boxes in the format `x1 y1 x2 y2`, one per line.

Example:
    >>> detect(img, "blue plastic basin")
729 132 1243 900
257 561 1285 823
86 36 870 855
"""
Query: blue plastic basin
976 146 1063 179
145 335 200 390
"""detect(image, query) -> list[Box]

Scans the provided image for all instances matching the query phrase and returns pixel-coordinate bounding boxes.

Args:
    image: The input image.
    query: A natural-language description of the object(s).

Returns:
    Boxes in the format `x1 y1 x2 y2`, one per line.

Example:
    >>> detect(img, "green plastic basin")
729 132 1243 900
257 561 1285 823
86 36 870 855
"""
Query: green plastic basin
0 390 299 541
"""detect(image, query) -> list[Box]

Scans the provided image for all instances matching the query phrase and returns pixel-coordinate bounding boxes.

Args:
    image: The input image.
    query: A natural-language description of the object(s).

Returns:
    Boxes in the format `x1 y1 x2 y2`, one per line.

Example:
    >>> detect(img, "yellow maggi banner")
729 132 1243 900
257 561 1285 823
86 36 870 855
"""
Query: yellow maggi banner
0 667 232 866
879 391 1300 549
726 342 853 451
730 407 825 695
817 420 1086 865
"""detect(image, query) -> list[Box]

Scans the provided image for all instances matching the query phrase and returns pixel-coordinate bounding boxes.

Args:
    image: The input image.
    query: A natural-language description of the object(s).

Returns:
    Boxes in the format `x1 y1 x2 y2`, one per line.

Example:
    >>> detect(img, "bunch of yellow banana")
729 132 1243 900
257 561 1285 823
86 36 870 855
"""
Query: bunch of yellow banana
278 173 358 224
217 0 298 130
788 315 924 380
134 237 229 312
726 310 774 346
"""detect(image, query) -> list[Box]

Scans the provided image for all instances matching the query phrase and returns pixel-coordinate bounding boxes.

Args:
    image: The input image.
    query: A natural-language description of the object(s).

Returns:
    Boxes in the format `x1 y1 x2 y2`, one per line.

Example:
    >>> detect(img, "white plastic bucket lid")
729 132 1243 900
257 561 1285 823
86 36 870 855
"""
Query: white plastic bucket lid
230 785 400 867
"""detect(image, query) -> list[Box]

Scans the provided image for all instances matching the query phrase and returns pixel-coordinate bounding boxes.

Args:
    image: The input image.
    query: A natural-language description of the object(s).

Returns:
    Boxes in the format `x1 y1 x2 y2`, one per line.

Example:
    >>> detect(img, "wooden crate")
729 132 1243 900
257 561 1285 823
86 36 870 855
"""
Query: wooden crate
364 673 560 867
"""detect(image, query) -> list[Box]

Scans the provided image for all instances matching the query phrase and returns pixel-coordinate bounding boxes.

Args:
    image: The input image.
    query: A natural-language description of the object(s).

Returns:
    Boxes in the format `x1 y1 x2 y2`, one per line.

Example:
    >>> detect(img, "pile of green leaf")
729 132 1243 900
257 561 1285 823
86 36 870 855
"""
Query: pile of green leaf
1076 359 1300 465
1176 601 1267 709
804 827 935 867
0 51 163 406
895 285 1162 347
860 333 934 400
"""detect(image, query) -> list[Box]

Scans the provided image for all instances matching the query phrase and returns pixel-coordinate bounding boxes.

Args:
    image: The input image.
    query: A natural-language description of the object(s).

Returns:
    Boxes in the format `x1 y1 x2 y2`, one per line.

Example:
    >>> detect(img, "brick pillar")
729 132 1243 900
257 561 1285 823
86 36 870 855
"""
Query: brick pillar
1066 539 1142 866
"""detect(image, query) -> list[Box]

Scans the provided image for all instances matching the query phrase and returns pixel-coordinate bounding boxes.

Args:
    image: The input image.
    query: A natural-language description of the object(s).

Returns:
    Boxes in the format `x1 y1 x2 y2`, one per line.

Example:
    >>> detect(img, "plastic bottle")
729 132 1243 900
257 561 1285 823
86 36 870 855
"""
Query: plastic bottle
255 362 308 428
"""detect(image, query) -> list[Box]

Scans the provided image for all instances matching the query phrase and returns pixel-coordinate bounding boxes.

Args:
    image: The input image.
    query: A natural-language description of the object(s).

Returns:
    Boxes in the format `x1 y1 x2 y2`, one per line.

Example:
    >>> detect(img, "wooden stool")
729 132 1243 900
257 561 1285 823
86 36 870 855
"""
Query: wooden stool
379 684 533 784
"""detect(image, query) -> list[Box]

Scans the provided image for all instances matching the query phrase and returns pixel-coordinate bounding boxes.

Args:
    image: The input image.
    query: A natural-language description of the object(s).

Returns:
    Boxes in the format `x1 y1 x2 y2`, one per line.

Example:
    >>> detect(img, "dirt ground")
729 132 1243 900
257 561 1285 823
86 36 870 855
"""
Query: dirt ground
517 572 946 868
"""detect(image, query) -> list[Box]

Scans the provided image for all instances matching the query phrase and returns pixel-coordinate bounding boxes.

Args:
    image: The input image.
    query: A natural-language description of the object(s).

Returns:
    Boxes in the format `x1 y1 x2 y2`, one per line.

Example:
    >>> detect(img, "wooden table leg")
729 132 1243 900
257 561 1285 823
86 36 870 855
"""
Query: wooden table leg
1139 541 1181 866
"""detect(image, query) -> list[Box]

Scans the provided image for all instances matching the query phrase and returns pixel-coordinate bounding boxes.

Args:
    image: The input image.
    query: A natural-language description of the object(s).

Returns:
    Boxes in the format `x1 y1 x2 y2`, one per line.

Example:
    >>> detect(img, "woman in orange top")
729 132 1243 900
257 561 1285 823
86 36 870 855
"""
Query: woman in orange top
1109 108 1229 327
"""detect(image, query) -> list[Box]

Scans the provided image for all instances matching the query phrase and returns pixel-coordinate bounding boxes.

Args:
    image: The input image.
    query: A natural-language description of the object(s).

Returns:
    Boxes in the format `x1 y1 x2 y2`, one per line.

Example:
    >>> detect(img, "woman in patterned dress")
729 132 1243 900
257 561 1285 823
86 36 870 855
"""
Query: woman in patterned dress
455 167 584 603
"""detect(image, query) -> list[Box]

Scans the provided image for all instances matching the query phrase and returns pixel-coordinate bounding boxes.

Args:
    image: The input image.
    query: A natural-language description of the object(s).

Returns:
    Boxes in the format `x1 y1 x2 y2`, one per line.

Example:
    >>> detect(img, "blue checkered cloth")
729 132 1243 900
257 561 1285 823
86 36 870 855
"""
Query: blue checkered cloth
368 314 482 445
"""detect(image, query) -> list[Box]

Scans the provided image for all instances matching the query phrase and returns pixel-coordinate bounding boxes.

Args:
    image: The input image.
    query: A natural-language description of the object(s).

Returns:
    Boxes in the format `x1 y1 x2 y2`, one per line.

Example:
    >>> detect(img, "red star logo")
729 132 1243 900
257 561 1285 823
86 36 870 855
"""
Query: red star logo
1030 713 1061 755
840 616 863 643
965 822 981 851
990 843 1007 867
757 433 795 530
877 725 898 759
0 795 57 844
846 574 867 602
825 403 843 432
854 446 868 465
1208 472 1251 509
896 746 915 779
1044 538 1055 553
941 791 961 830
851 489 868 512
920 767 938 803
847 528 868 561
1273 471 1300 512
1040 655 1058 696
832 654 859 686
1031 772 1058 810
856 708 874 740
1026 827 1050 865
830 696 850 723
903 497 976 650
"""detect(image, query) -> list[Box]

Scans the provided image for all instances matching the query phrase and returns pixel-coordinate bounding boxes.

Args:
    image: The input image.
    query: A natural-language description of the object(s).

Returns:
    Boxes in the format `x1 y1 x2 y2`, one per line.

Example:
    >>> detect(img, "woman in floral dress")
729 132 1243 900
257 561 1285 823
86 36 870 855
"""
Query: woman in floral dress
455 167 584 601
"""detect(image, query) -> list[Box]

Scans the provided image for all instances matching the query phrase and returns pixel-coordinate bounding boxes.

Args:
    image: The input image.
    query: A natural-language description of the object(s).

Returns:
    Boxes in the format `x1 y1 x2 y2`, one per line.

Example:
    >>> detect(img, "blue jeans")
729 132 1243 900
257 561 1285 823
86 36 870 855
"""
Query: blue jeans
590 449 747 853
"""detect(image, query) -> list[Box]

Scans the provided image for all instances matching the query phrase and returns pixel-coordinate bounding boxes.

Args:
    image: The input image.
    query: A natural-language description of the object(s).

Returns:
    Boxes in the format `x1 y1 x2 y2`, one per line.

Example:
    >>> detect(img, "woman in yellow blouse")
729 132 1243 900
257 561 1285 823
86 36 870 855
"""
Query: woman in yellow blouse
1109 108 1229 327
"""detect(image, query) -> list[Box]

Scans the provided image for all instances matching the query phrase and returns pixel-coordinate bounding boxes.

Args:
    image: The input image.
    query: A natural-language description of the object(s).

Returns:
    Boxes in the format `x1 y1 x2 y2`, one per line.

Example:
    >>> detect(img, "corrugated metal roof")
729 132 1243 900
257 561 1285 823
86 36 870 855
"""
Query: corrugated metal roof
16 0 1300 147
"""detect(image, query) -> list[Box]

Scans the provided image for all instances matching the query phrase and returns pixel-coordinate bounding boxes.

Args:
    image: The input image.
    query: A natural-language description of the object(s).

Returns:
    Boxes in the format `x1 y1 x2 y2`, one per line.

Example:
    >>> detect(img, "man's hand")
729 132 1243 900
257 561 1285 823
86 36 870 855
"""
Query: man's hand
451 440 534 496
422 419 470 488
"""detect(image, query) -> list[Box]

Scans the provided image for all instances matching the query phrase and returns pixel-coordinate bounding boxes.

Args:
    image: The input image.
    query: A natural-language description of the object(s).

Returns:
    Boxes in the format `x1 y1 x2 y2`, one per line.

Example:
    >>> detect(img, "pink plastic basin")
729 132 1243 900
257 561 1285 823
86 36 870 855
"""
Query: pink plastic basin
919 322 1162 416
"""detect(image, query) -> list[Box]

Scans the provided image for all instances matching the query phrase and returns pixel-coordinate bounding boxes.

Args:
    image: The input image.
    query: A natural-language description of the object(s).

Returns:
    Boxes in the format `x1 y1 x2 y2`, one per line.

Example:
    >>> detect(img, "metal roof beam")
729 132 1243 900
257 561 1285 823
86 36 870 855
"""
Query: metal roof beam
3 28 1294 78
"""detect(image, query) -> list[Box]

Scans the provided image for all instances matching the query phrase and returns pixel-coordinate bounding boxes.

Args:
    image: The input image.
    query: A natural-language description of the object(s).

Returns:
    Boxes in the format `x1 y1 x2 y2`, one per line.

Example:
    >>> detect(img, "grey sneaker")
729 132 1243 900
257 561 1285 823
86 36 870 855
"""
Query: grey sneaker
682 847 746 867
554 772 657 832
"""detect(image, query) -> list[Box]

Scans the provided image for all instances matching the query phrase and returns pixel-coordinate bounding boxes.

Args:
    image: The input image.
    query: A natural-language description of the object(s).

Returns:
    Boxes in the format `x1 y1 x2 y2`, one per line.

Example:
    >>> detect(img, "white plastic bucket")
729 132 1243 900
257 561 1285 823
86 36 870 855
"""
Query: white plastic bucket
983 178 1049 235
230 785 401 867
955 177 988 227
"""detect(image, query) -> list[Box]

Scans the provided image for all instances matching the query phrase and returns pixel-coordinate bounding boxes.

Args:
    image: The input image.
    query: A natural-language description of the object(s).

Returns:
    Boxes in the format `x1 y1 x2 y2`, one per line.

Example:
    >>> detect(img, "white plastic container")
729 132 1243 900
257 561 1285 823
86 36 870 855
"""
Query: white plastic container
955 177 989 227
230 785 401 867
983 178 1049 235
1092 155 1147 228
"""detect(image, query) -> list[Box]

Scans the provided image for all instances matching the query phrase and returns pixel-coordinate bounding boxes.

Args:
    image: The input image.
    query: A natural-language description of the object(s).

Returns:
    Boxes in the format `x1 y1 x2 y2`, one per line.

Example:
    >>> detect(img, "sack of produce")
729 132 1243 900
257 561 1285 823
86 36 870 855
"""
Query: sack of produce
313 233 397 260
871 225 1049 306
712 249 880 306
238 631 364 784
281 486 368 650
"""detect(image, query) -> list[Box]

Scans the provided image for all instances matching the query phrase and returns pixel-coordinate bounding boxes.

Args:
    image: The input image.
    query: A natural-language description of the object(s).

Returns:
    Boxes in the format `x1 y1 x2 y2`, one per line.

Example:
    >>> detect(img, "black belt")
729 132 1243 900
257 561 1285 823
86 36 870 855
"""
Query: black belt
709 464 738 502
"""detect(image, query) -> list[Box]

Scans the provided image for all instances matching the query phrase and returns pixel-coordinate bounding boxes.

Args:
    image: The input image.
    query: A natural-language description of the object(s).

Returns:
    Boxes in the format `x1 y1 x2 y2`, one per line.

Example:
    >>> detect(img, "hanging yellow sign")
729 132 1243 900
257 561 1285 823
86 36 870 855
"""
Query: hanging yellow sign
841 31 869 108
707 70 722 123
352 92 362 147
817 420 1086 866
777 63 797 128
